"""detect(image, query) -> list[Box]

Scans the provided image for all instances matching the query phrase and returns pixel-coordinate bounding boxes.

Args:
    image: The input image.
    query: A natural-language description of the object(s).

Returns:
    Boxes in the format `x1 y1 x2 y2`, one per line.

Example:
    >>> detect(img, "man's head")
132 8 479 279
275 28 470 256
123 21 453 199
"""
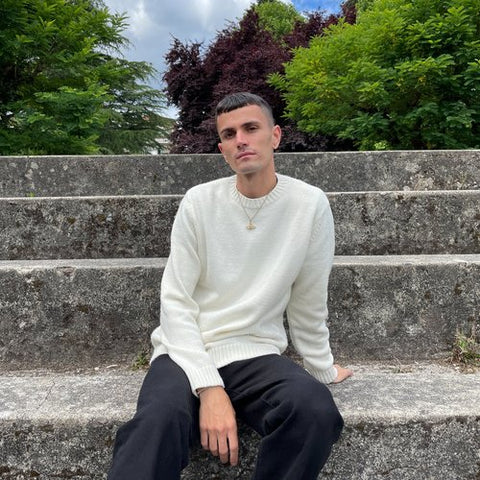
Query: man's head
215 93 281 179
215 92 275 128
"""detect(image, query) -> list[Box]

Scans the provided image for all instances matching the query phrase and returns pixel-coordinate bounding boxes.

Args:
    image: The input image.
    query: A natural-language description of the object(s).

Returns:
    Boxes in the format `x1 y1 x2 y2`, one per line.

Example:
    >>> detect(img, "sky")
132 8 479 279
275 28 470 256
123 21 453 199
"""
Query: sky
101 0 342 115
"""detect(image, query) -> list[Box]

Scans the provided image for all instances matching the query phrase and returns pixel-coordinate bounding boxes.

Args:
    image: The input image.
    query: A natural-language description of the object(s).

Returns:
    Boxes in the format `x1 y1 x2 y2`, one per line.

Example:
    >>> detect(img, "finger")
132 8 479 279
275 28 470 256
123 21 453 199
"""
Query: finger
218 435 230 464
200 428 209 451
228 433 239 466
208 433 219 457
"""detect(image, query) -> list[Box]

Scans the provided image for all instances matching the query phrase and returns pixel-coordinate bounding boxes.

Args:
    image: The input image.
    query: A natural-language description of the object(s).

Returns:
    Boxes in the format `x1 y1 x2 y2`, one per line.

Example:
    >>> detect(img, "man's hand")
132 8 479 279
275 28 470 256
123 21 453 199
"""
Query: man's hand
332 364 353 383
198 386 238 466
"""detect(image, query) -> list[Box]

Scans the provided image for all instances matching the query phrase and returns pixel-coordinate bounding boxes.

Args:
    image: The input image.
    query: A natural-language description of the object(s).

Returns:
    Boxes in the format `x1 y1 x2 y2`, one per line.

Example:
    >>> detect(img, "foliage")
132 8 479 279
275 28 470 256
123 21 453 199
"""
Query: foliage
0 0 169 155
132 347 151 370
254 0 304 40
271 0 480 150
164 1 356 153
96 58 171 154
451 325 480 368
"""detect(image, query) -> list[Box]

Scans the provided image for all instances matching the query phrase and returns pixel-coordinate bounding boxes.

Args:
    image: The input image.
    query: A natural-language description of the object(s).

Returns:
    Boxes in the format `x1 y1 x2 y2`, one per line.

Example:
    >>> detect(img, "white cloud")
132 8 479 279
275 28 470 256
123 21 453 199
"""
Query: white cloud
103 0 256 84
127 2 156 39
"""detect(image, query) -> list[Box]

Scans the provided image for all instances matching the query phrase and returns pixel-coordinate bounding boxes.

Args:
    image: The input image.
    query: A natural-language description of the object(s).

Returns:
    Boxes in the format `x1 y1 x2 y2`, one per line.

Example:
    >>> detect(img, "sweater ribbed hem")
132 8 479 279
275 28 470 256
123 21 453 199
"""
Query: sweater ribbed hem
209 342 281 369
151 343 336 390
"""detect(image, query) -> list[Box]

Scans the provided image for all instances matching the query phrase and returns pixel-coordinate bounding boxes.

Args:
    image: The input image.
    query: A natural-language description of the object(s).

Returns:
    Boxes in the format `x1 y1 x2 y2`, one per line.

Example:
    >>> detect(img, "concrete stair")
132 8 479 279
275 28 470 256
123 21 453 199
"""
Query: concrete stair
1 255 479 371
1 151 479 196
1 190 479 259
0 151 479 479
1 364 479 480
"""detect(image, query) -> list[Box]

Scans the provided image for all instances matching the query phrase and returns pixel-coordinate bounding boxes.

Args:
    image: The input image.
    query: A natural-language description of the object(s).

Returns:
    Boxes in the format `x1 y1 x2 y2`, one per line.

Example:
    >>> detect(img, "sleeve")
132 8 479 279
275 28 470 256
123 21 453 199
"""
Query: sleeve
154 193 224 394
285 192 337 384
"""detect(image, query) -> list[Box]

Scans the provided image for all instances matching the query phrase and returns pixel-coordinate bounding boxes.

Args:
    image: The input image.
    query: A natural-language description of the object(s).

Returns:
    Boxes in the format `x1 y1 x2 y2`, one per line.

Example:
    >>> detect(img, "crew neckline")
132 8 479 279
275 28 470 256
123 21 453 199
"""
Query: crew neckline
230 174 286 208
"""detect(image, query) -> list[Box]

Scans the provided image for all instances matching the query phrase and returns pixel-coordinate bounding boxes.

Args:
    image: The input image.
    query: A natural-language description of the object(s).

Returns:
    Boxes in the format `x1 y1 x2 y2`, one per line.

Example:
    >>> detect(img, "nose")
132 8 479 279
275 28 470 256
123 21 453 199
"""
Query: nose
236 130 248 148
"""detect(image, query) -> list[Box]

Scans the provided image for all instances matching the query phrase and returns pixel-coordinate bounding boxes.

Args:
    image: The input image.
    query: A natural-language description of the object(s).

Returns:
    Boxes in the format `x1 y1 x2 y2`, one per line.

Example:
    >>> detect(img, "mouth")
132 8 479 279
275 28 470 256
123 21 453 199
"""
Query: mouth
236 151 256 160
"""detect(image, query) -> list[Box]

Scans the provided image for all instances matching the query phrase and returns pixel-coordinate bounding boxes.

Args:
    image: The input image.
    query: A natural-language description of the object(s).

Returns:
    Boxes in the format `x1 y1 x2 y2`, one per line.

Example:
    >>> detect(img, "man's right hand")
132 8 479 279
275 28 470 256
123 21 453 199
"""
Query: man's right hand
198 386 239 466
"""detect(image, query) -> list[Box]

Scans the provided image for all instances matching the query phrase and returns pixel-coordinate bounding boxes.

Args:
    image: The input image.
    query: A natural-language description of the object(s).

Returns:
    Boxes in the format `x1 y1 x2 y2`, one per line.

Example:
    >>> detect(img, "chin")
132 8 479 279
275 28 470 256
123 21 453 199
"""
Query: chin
237 166 262 176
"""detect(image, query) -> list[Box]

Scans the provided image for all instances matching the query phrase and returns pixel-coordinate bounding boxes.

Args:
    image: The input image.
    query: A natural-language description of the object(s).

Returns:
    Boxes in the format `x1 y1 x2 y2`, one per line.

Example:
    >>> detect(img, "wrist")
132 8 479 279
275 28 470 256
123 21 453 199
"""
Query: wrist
196 386 221 397
196 387 210 396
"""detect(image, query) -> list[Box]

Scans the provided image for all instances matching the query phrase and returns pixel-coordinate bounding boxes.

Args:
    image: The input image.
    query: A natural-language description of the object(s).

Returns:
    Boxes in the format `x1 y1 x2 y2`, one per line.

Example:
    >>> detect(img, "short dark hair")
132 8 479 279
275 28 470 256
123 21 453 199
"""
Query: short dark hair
215 92 275 126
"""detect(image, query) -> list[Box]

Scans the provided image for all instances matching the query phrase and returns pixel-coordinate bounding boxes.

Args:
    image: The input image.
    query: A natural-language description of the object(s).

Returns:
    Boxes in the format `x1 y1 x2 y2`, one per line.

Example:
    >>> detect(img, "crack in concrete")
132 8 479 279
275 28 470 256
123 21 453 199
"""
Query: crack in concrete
36 378 56 413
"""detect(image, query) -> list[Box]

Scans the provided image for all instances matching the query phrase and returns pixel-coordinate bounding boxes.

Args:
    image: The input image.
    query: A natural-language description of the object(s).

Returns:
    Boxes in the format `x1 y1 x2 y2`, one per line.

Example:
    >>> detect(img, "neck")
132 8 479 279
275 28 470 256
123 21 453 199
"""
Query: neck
236 167 277 199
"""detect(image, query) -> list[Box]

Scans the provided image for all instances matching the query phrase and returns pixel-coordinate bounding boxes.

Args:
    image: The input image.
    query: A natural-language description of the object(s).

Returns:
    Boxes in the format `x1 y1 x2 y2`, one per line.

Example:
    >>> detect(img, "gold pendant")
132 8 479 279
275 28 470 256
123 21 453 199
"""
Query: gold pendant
247 222 256 230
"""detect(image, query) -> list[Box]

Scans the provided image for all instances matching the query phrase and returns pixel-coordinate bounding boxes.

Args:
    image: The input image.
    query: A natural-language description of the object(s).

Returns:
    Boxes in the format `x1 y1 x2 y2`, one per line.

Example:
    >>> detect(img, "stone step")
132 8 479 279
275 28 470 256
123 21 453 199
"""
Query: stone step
1 150 479 197
1 255 478 370
0 195 180 260
1 190 479 260
0 363 478 479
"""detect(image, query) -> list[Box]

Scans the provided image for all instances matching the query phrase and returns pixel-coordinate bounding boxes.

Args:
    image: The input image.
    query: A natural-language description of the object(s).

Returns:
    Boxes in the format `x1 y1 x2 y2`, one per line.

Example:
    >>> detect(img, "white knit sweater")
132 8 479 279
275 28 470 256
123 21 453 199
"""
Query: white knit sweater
151 173 337 392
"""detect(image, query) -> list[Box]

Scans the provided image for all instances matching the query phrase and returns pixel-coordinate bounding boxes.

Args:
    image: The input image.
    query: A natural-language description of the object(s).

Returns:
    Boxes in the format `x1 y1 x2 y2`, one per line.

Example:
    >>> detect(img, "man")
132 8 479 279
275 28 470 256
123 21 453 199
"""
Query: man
108 92 352 480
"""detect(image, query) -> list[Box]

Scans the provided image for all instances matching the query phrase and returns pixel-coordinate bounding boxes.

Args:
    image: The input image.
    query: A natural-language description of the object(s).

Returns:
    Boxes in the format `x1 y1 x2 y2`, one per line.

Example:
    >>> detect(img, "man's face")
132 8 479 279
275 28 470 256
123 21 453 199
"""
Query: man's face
217 104 281 176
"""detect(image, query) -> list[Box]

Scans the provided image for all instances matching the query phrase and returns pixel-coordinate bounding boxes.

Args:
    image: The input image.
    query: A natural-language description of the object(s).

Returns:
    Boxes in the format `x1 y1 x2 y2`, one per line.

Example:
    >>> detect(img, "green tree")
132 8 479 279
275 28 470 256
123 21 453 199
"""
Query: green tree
271 0 480 150
254 0 304 40
0 0 168 155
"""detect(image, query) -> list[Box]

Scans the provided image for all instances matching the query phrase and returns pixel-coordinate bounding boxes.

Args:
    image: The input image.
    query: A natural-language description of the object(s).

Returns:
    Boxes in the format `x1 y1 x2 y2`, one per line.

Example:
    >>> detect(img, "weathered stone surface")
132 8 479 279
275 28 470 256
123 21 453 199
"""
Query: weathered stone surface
1 150 479 197
0 256 478 370
0 196 180 260
331 190 480 255
0 364 479 479
0 259 165 370
329 255 480 362
1 190 479 260
278 150 480 193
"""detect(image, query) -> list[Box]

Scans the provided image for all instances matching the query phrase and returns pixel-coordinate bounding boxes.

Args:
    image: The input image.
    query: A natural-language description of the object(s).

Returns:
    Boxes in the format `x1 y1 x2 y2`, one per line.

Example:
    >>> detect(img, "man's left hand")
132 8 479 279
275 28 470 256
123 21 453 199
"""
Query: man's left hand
332 364 353 383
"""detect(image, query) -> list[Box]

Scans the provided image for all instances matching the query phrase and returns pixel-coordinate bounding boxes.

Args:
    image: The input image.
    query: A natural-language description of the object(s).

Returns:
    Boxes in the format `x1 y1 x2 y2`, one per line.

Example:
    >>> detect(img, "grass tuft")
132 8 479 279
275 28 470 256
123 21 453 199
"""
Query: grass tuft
451 324 480 369
132 349 150 370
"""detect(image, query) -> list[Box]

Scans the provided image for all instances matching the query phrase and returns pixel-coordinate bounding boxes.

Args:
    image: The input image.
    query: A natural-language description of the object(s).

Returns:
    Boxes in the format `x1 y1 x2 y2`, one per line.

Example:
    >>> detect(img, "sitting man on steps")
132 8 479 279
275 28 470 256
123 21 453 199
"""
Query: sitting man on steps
107 92 353 480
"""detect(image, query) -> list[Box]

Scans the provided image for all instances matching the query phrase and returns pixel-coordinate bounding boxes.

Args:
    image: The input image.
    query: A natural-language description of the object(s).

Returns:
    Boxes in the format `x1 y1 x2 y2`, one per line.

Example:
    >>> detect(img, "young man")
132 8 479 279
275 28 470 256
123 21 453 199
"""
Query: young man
108 92 352 480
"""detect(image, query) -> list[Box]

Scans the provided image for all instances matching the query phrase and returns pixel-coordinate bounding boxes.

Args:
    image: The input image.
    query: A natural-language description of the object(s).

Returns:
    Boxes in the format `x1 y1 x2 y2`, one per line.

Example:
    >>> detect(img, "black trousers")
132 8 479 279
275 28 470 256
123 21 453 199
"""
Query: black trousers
108 354 343 480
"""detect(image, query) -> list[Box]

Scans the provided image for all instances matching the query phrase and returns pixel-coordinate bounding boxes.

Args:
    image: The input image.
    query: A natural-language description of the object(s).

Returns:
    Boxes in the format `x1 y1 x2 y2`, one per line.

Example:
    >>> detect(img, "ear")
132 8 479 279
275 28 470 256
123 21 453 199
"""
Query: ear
218 143 230 164
272 125 282 150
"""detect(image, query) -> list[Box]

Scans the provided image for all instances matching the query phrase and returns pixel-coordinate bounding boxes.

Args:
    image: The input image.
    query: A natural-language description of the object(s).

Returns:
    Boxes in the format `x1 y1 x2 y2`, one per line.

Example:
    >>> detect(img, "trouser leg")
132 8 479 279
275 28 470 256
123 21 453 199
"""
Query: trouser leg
107 355 199 480
221 354 343 480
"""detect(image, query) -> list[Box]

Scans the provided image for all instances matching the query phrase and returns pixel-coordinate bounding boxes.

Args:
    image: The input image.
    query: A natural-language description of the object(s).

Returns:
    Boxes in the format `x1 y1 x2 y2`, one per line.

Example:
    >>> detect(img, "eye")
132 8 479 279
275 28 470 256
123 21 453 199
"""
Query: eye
222 131 235 140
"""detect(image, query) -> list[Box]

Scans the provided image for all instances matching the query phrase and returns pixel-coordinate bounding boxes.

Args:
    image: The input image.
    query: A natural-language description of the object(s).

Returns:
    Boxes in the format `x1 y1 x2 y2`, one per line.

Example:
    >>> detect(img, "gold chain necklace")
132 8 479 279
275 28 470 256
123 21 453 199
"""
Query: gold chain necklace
237 177 277 230
239 195 269 230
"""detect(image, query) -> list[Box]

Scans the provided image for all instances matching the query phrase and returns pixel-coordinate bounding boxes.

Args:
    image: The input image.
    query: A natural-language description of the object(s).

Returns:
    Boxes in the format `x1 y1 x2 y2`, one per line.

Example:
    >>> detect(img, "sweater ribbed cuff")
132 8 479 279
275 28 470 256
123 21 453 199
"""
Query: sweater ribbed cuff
187 365 225 396
308 365 338 384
